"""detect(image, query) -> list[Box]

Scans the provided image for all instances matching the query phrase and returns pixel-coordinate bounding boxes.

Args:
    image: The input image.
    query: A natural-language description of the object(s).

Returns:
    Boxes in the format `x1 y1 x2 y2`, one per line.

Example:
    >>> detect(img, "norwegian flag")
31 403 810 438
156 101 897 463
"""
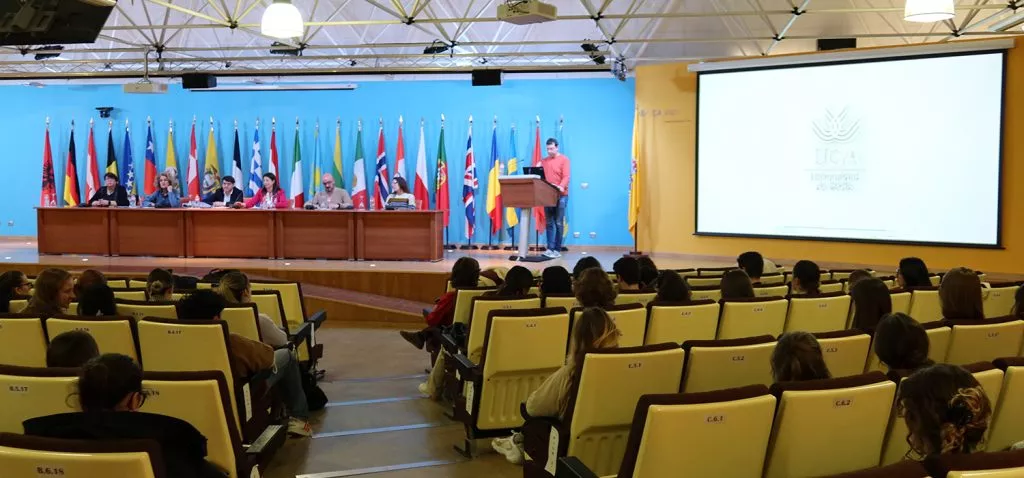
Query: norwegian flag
462 121 478 240
373 124 390 210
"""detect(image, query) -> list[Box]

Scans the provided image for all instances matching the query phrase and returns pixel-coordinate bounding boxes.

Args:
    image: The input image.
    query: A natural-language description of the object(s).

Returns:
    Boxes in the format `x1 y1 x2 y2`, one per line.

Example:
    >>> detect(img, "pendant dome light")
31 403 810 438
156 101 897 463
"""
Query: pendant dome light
904 0 954 23
261 0 304 39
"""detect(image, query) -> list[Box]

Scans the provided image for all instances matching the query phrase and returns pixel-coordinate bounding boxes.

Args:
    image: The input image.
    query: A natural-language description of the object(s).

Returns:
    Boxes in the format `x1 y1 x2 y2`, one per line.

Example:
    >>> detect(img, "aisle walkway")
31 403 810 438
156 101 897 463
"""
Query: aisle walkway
263 327 521 478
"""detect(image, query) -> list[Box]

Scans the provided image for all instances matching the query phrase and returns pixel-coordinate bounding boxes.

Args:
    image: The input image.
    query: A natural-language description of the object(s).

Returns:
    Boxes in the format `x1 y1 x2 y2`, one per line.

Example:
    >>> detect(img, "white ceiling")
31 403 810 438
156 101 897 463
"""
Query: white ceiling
0 0 1020 78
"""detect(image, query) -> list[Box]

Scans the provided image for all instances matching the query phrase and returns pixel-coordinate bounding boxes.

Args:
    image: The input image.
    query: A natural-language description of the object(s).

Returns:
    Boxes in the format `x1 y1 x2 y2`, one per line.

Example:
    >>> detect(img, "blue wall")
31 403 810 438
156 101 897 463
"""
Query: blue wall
0 77 635 246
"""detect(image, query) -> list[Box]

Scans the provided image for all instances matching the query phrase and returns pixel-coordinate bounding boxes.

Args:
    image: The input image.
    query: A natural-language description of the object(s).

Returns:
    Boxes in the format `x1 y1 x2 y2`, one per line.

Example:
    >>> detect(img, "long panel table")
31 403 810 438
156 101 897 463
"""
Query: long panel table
36 208 443 261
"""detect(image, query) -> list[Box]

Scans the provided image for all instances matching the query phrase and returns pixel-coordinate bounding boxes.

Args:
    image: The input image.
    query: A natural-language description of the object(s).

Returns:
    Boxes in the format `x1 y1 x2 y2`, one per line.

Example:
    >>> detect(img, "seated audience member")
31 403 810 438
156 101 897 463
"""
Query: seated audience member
898 257 932 289
88 172 130 207
486 266 533 297
307 173 353 210
571 256 603 281
612 256 642 292
400 257 481 351
771 331 831 382
940 267 984 320
77 284 117 316
74 269 107 301
479 266 508 287
240 172 289 209
1014 286 1024 318
23 268 74 316
146 268 175 302
897 364 992 458
655 270 691 302
847 269 874 289
216 271 288 347
720 269 755 300
873 313 933 374
203 176 244 207
540 266 573 296
46 331 100 368
574 268 617 309
850 278 893 331
492 307 621 464
791 260 822 295
24 354 226 478
737 251 766 284
385 177 417 209
636 256 659 290
177 290 311 437
144 173 181 208
0 270 32 313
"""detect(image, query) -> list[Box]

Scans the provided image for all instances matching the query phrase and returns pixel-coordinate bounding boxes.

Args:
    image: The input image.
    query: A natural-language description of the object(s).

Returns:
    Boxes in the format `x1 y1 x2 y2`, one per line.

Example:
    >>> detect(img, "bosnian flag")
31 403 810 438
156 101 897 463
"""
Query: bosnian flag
373 124 390 210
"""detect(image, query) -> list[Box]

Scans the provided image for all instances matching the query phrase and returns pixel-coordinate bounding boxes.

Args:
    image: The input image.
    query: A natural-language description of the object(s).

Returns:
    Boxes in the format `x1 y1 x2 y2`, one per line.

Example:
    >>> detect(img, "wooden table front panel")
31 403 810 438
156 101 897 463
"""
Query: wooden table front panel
36 208 110 255
356 211 443 261
110 209 186 257
276 210 355 259
187 209 275 258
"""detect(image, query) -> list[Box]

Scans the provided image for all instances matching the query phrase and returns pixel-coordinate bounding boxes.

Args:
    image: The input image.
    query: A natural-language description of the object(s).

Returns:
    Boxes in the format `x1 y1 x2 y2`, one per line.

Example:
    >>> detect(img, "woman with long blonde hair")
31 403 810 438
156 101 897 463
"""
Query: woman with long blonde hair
216 271 288 347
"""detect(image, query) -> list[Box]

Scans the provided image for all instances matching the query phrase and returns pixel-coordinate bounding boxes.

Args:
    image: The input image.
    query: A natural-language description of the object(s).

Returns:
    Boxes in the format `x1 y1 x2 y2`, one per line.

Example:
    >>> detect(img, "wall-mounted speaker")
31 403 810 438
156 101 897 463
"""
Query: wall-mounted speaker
471 70 502 86
817 38 857 51
182 73 217 89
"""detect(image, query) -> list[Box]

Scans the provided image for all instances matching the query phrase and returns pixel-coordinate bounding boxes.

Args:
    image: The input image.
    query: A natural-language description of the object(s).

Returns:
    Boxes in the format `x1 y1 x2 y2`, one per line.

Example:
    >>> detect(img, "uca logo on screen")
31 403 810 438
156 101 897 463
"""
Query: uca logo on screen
811 108 863 193
812 108 860 143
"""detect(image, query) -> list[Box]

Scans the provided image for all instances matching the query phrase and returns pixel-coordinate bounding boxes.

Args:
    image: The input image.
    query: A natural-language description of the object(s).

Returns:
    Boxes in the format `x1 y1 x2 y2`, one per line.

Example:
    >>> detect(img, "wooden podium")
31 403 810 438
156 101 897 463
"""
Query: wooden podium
499 175 560 262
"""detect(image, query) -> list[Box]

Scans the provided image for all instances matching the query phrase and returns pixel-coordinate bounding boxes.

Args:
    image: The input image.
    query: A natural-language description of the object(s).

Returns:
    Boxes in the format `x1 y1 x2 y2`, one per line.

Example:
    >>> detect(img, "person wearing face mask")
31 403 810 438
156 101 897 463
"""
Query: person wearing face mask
306 173 353 210
203 176 244 207
88 172 130 207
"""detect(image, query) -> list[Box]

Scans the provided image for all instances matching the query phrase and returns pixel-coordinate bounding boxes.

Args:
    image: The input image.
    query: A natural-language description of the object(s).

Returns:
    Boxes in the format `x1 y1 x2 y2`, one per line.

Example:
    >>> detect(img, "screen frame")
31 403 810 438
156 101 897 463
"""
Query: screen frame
693 49 1008 249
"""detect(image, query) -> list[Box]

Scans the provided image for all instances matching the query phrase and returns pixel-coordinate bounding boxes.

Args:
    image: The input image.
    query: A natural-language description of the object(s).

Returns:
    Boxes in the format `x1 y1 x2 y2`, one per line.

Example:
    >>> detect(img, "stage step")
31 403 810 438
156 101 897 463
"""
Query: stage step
303 283 430 327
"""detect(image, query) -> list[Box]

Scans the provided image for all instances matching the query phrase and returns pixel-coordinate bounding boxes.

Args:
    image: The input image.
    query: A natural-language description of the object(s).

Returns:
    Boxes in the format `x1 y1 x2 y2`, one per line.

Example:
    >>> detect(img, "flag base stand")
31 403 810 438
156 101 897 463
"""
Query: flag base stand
509 255 553 263
481 245 500 251
444 244 457 251
502 245 516 251
624 251 646 257
458 245 479 250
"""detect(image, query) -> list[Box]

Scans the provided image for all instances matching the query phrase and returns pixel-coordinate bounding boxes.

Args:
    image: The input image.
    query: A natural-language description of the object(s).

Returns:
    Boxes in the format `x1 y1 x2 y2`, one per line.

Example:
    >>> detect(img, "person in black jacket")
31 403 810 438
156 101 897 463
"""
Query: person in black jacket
23 354 226 478
203 176 244 207
88 173 130 207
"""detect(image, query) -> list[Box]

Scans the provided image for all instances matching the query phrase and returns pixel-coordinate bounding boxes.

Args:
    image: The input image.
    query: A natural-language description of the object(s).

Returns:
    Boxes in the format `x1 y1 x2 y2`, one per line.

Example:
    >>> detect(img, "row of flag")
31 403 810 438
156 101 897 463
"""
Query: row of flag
41 115 572 241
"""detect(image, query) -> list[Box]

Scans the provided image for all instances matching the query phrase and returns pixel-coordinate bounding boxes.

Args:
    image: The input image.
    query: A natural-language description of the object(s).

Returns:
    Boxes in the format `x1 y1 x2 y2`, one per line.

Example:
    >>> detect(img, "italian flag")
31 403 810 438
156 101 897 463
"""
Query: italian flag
290 123 304 208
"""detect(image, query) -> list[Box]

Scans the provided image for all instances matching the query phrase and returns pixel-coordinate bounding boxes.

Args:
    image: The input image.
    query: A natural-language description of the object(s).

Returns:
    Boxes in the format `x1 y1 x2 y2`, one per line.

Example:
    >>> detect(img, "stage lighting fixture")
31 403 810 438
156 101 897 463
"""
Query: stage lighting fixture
423 41 450 55
32 45 63 61
261 0 303 38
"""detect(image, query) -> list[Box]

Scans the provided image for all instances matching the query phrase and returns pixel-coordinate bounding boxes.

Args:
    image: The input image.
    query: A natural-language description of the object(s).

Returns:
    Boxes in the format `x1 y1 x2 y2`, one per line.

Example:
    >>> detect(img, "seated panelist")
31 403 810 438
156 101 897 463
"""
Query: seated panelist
385 177 416 210
237 172 289 209
88 172 130 207
203 175 244 207
306 173 353 210
144 173 181 208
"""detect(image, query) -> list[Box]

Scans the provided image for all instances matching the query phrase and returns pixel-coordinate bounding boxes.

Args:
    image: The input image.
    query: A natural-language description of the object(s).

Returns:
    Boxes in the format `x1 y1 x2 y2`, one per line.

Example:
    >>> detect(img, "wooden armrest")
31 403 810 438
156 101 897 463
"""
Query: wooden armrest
557 457 599 478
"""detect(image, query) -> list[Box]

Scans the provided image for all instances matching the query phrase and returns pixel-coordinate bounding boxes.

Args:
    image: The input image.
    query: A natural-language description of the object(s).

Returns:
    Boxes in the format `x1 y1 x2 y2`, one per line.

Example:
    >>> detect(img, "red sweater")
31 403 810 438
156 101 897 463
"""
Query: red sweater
425 291 457 327
541 154 570 196
244 189 290 209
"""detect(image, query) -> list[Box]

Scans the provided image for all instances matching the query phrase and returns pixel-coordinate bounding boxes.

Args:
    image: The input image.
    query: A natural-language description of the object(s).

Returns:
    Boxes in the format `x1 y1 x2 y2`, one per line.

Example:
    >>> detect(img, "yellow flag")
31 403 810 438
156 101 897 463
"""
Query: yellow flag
628 108 642 239
203 126 220 196
166 125 179 192
333 122 344 187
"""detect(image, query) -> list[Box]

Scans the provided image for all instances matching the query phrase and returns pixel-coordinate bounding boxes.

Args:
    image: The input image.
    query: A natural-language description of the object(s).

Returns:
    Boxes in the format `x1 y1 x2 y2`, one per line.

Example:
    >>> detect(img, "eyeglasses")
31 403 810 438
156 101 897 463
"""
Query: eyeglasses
322 181 334 186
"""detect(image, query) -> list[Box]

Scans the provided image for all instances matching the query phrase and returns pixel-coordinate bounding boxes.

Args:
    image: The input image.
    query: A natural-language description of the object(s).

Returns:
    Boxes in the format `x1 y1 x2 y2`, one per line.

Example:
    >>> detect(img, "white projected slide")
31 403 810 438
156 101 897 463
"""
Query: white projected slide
696 52 1004 246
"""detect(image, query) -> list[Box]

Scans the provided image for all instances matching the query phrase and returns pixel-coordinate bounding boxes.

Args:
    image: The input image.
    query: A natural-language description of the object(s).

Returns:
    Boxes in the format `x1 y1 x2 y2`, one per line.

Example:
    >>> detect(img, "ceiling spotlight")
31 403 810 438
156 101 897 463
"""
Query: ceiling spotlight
903 0 954 23
261 0 304 38
32 45 63 61
423 40 450 55
590 55 606 65
580 43 599 52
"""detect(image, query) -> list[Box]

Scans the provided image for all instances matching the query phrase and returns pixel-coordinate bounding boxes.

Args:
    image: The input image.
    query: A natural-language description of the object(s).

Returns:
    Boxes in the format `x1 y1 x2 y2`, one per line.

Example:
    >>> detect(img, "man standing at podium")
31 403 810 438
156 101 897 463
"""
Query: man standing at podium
541 138 570 259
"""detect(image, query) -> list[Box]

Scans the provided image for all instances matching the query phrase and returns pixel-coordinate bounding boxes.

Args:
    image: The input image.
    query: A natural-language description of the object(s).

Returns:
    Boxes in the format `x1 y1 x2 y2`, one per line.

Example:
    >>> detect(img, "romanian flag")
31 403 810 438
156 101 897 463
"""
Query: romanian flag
41 123 56 207
485 123 502 234
85 121 100 201
63 125 80 207
435 122 450 226
628 108 642 239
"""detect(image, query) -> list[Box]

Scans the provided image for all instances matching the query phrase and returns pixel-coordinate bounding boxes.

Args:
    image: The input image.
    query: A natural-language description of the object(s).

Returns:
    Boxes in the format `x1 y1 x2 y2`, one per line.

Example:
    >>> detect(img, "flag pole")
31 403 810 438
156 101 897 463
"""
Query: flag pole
530 115 544 252
461 114 477 250
441 113 456 251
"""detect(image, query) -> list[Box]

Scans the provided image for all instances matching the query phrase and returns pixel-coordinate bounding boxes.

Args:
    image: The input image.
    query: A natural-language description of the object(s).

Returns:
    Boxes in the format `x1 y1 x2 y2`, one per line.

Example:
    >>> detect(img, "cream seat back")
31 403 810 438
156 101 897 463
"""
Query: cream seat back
616 385 776 478
105 278 130 289
614 291 657 308
754 284 790 298
989 358 1024 452
136 319 242 438
689 287 722 302
0 433 160 478
983 284 1020 319
682 335 776 393
644 300 719 345
465 296 541 358
930 275 942 286
865 322 950 374
219 304 261 343
0 366 78 434
927 443 1024 477
249 280 306 332
249 291 286 331
696 267 731 277
820 281 844 294
760 274 786 285
945 318 1024 365
890 291 912 315
542 294 578 311
452 287 496 326
471 308 570 431
716 297 788 340
686 277 721 288
908 288 942 323
128 279 148 288
0 315 47 367
564 344 685 476
141 371 242 478
45 316 140 363
115 299 177 320
7 299 28 313
765 372 897 478
605 303 649 348
111 288 147 301
785 292 852 334
814 330 872 378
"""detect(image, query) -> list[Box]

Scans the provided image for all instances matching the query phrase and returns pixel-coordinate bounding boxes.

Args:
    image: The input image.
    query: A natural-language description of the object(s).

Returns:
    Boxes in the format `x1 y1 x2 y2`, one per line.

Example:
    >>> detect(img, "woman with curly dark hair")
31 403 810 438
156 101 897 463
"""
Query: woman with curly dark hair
897 364 992 458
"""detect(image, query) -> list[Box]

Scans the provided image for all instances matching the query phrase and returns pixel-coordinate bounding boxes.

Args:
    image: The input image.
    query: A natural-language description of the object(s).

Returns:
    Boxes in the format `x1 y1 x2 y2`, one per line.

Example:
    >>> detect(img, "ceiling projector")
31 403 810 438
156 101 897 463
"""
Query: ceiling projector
497 1 557 25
